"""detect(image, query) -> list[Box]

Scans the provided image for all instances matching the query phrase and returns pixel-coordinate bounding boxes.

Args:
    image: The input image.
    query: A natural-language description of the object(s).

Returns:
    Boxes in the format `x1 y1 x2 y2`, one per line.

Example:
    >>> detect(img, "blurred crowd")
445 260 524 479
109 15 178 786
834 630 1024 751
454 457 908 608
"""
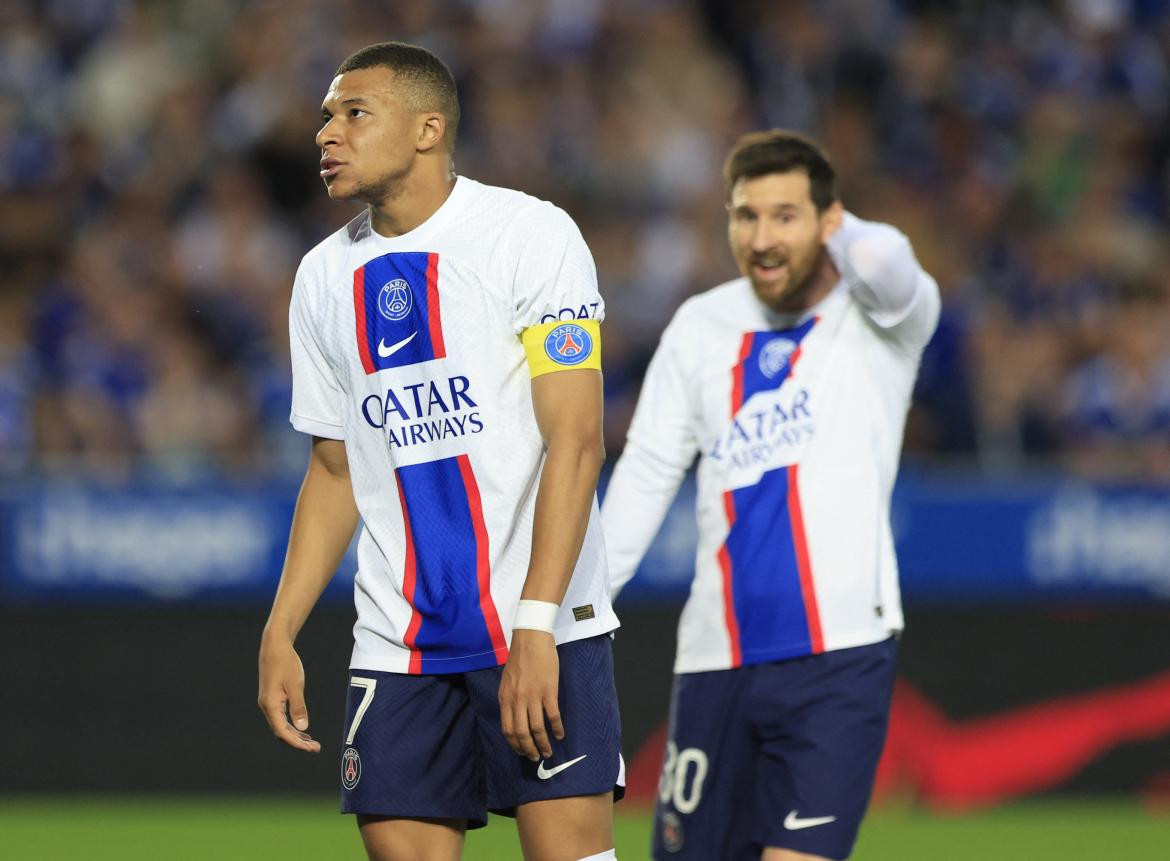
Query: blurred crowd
1 0 1168 482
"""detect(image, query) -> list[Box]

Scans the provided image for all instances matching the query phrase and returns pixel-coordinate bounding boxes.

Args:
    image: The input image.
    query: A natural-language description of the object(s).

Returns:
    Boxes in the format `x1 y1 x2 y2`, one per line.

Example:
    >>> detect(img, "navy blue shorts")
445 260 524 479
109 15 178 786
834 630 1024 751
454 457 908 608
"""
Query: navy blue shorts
339 634 624 828
652 637 897 860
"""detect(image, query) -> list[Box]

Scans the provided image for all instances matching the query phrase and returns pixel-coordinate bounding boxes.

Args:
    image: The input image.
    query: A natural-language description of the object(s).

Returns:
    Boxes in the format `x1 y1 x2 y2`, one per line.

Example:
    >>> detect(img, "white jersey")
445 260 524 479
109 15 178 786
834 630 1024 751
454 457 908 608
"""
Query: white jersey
602 213 940 674
289 177 618 675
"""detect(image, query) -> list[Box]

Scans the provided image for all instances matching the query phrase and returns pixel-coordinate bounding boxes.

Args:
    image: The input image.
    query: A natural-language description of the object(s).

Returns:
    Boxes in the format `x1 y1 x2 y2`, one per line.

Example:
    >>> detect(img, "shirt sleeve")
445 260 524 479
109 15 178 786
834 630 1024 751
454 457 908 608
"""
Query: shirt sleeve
509 201 605 334
601 314 700 597
827 212 940 348
521 318 602 377
288 260 345 440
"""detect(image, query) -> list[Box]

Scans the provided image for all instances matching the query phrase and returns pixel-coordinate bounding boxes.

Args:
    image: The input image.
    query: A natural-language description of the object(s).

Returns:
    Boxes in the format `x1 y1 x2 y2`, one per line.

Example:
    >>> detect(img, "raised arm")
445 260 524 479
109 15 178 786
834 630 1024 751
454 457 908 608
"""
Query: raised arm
258 436 359 753
828 212 937 332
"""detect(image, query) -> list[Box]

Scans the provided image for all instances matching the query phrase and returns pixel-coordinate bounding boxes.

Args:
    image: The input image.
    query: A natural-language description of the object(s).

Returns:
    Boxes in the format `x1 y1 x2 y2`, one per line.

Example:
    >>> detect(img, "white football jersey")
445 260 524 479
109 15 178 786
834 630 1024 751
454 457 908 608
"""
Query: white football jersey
289 177 618 674
602 214 940 673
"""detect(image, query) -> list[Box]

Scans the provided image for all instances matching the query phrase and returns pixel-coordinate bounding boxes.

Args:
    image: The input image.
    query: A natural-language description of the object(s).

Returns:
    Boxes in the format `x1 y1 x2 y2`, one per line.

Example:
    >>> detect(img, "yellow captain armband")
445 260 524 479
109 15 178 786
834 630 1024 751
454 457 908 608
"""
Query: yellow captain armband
521 319 602 378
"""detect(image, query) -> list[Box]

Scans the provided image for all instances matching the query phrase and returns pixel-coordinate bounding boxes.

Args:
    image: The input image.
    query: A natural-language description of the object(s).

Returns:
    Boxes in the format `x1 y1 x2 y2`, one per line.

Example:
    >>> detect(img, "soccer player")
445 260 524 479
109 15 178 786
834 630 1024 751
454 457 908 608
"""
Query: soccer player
257 42 623 861
600 130 940 861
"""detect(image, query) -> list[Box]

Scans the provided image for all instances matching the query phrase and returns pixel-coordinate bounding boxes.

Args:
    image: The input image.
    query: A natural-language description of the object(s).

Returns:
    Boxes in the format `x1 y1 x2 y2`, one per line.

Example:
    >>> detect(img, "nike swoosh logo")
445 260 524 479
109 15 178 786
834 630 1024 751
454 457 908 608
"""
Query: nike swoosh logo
783 811 837 830
377 332 416 359
536 753 588 780
885 672 1170 806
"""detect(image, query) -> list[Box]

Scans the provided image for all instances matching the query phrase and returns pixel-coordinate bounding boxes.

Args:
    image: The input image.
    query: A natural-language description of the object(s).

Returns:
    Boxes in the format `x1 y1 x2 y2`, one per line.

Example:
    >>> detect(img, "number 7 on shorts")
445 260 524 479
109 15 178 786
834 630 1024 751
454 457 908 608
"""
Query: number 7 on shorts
346 677 377 745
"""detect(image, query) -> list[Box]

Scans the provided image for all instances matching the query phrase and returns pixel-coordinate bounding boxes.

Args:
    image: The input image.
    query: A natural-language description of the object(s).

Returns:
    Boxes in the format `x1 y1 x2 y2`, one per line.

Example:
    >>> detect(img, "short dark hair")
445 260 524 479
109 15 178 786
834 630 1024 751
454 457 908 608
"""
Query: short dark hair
723 130 837 211
336 41 460 150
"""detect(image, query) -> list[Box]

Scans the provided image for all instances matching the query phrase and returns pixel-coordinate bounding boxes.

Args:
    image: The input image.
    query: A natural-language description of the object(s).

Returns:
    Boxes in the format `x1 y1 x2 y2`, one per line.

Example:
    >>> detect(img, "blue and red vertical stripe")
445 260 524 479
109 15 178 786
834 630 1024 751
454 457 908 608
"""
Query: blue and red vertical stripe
718 318 823 666
353 251 446 373
394 455 508 674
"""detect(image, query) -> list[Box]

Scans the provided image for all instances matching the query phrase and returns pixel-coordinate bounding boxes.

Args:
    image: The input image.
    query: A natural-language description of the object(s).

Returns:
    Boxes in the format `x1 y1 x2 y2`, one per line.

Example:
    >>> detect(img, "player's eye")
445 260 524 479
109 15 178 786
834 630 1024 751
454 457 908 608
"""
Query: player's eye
349 108 367 118
733 210 757 224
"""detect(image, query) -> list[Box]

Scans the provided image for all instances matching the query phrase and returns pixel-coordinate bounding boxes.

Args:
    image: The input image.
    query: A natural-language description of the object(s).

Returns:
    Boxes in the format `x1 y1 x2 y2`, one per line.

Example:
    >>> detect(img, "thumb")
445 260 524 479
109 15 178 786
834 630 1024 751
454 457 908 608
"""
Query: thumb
288 686 310 731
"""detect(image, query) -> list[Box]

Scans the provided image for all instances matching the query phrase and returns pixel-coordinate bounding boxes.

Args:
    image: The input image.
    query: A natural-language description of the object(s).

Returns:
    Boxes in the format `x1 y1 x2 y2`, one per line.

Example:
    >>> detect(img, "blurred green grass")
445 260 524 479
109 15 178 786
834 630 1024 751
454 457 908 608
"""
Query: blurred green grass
1 797 1166 859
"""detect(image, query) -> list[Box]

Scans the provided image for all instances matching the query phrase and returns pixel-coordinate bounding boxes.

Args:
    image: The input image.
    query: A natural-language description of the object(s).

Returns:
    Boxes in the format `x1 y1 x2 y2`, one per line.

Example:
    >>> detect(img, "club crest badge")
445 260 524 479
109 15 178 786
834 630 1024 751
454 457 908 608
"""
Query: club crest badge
544 323 593 366
759 337 797 379
660 810 684 853
378 279 413 321
341 747 362 790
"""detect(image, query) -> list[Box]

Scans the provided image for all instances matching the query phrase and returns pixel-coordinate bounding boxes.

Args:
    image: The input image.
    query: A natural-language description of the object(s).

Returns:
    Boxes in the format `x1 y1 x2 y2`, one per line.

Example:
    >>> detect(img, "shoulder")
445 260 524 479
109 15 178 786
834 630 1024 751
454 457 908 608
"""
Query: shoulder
297 211 370 283
697 277 754 306
653 278 752 360
671 278 753 329
467 179 583 243
462 178 543 221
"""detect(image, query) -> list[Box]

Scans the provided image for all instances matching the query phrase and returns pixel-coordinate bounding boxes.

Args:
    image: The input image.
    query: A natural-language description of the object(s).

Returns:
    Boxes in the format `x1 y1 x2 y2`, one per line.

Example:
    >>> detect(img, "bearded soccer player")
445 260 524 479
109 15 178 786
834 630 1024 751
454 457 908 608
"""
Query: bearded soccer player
600 131 940 861
257 42 623 861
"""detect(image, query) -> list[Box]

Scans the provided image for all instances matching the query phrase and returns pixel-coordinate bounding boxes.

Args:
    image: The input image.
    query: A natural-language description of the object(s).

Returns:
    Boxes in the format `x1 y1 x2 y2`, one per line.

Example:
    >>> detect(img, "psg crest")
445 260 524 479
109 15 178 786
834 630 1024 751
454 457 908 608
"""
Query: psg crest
341 747 362 790
660 810 684 853
759 337 797 379
378 279 413 321
544 323 592 366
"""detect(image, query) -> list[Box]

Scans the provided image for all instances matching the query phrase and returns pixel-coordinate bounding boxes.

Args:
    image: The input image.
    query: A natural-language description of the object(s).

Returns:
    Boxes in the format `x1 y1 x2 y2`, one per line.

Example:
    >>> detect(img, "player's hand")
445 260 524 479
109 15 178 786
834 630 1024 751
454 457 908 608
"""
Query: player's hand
258 634 322 753
499 629 563 761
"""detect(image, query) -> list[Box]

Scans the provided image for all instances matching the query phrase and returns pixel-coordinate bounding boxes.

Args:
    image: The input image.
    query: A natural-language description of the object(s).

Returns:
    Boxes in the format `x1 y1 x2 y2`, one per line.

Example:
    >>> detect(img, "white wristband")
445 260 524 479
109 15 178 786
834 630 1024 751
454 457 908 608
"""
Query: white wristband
513 599 559 634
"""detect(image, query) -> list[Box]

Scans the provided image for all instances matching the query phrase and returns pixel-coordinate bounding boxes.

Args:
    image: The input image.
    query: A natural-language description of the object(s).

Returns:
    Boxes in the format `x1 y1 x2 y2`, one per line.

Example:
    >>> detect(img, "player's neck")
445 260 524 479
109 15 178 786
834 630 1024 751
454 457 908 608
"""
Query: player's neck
368 166 457 239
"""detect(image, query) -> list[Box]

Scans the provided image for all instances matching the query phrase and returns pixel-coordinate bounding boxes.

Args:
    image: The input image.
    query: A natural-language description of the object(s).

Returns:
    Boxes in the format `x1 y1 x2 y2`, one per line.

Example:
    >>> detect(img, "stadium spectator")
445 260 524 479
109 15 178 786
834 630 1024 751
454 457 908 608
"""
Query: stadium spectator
0 0 1167 481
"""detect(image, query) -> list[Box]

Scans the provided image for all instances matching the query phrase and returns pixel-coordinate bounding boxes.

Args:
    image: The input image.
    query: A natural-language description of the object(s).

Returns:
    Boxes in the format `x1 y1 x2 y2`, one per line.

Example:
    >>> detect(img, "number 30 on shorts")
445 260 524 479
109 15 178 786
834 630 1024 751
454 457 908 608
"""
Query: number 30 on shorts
658 742 709 814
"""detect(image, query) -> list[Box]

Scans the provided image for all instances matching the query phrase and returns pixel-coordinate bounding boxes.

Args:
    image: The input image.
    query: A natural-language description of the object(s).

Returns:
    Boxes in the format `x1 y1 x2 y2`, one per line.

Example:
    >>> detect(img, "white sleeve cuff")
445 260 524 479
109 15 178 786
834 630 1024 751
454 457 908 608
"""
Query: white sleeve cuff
289 413 345 440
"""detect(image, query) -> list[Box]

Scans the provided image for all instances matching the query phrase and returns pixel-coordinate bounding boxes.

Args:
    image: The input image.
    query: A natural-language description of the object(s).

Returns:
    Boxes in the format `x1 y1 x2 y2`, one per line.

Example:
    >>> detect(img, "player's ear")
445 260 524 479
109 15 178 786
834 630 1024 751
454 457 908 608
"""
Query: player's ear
417 113 446 153
820 199 844 242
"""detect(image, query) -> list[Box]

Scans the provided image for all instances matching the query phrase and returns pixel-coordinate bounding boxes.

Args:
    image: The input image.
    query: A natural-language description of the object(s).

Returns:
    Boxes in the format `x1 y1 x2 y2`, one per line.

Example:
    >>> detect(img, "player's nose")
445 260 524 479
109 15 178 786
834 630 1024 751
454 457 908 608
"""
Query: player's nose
316 118 342 150
749 222 779 253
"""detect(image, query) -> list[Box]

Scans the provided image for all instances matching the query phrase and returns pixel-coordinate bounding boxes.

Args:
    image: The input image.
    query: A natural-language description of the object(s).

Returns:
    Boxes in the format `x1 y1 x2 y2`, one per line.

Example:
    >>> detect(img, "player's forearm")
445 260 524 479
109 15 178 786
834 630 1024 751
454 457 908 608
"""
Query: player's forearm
522 430 605 605
828 213 922 325
264 456 359 643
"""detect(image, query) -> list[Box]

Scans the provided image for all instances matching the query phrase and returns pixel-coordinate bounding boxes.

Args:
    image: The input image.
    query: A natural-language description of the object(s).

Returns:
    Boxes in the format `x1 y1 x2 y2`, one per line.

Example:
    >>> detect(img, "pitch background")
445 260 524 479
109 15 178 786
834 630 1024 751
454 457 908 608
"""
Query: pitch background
1 798 1166 860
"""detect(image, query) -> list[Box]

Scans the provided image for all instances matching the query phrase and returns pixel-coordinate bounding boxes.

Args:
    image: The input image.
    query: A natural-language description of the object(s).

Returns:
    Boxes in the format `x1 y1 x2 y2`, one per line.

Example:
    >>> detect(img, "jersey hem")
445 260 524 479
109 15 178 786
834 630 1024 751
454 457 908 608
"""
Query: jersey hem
673 626 900 674
350 614 620 674
350 646 505 675
552 613 620 646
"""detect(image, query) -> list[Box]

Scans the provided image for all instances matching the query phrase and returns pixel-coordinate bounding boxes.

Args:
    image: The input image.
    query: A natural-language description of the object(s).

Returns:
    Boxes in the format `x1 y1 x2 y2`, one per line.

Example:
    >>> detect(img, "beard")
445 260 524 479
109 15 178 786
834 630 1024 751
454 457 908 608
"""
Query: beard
745 248 824 313
329 162 411 205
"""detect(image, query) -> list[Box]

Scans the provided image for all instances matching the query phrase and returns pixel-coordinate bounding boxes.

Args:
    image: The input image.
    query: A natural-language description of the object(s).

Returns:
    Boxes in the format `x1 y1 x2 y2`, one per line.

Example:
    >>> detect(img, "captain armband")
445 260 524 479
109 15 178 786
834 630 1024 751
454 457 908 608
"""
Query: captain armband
521 319 602 378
